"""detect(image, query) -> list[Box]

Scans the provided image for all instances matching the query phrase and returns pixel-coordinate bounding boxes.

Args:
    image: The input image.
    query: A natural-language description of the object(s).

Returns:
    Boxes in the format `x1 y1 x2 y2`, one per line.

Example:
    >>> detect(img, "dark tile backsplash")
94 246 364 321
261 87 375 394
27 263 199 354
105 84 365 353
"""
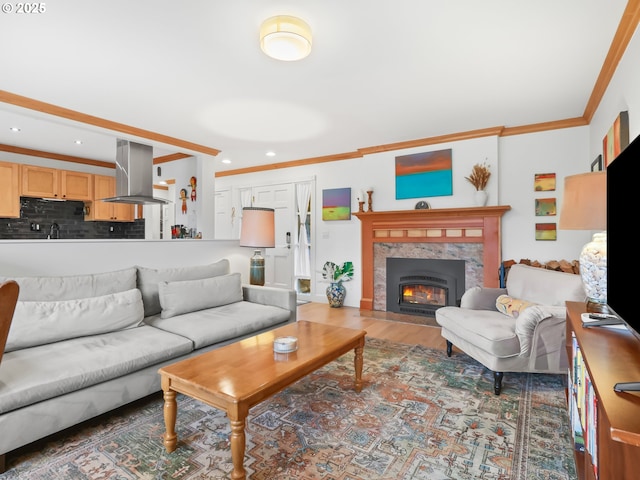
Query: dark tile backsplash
0 197 145 240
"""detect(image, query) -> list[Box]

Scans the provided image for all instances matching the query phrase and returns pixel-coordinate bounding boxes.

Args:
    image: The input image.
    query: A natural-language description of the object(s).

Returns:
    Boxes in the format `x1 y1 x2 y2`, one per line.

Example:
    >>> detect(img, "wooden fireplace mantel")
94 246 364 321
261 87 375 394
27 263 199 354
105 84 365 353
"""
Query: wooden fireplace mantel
354 205 511 311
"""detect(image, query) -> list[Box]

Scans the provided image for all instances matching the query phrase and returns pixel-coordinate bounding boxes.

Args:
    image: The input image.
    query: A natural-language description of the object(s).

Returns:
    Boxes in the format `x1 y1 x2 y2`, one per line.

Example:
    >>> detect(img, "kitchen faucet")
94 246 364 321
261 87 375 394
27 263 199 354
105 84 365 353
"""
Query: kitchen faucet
48 222 60 240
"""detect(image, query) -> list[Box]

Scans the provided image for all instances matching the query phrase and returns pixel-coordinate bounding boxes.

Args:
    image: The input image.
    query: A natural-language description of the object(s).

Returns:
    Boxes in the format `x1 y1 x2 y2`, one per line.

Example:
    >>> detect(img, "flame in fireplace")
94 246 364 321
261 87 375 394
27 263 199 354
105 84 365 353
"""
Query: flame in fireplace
402 285 445 305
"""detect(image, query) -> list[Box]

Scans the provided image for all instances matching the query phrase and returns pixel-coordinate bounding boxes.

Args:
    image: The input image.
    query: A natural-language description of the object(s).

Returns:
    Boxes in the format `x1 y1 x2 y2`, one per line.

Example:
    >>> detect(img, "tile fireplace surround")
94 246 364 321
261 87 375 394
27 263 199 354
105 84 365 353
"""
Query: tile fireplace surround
354 206 511 311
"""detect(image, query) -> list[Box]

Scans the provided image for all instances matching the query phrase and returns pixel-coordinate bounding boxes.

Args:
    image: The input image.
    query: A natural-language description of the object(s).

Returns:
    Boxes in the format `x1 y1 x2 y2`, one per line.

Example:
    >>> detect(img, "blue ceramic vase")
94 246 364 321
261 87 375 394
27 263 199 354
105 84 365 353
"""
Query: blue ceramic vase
326 282 346 308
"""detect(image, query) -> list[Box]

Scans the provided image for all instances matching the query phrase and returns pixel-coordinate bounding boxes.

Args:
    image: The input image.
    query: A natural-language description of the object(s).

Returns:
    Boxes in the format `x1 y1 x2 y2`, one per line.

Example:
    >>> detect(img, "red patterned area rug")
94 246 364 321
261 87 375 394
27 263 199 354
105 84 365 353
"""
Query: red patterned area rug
4 338 576 479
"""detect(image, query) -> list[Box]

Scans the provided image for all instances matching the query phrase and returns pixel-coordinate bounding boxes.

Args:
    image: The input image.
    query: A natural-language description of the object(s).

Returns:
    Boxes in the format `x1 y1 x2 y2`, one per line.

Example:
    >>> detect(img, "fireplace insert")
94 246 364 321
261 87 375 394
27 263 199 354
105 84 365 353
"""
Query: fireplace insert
386 258 465 317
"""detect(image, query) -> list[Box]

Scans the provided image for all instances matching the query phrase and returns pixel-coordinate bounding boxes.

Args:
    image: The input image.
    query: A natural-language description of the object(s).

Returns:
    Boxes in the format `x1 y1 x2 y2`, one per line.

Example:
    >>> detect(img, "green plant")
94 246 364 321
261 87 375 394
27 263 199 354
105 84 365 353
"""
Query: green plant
322 261 354 283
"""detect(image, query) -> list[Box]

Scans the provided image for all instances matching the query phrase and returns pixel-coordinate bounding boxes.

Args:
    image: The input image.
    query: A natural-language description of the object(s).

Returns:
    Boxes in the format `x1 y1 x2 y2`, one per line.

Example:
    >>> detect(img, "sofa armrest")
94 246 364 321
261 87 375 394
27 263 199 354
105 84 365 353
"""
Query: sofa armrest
242 285 297 322
515 305 566 355
460 286 507 310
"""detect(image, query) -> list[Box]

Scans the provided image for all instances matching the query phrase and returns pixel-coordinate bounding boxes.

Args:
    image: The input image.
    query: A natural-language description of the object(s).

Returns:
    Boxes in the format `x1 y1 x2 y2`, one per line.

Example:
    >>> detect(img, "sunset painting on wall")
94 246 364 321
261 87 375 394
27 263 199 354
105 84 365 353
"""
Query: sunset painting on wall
322 187 351 221
395 149 453 199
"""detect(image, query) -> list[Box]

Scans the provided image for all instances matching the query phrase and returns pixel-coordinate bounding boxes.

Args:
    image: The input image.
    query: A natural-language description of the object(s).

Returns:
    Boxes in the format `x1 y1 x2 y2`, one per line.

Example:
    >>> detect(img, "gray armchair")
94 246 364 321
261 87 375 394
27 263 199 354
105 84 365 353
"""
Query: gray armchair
435 264 585 394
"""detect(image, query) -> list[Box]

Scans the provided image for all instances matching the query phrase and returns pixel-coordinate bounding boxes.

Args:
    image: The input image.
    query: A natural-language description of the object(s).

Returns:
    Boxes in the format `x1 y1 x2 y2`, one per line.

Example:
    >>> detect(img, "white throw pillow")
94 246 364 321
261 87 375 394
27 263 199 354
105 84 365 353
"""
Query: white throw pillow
5 288 144 352
137 259 230 317
158 273 243 319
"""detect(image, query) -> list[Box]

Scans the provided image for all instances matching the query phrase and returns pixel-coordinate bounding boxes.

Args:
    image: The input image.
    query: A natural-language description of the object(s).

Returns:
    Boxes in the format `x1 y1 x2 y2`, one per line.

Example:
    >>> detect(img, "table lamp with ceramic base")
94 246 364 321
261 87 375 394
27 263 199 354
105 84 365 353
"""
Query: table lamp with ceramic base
559 171 608 313
239 207 275 286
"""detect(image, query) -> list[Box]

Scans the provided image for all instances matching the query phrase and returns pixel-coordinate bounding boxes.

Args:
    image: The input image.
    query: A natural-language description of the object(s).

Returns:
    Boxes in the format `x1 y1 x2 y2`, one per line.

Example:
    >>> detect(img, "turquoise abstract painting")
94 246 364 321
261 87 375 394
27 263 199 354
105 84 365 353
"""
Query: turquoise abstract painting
395 149 453 199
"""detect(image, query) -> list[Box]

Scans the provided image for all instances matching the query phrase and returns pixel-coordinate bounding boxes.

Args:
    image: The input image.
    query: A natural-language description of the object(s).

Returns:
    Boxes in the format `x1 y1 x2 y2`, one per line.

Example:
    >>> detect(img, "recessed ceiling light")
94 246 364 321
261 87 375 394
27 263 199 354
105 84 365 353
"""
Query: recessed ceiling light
221 158 231 164
74 140 83 145
9 127 20 132
266 151 276 157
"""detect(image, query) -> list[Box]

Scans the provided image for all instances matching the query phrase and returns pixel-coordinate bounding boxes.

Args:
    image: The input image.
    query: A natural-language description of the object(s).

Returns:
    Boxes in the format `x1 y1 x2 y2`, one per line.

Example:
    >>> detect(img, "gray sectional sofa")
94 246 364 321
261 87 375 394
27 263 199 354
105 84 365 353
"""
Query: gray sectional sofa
0 259 296 472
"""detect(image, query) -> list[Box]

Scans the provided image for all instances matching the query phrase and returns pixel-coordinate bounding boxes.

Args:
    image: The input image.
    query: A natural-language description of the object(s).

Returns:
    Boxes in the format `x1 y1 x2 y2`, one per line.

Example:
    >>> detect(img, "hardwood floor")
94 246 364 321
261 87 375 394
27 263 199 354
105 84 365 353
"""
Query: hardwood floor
297 302 448 350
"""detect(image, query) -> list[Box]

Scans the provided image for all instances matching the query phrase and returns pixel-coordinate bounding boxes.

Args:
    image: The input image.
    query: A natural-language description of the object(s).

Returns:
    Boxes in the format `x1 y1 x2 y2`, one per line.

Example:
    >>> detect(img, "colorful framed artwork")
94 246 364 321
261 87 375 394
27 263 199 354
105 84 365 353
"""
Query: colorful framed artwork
322 188 351 221
535 223 557 241
395 148 453 199
535 198 556 216
534 173 556 191
603 111 629 167
591 154 603 172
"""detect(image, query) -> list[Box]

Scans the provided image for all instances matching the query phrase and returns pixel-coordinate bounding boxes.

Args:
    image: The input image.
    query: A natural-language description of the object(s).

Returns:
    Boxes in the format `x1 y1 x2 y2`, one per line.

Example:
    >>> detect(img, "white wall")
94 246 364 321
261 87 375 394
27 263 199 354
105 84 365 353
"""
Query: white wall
153 156 199 232
499 127 592 262
148 154 217 239
590 27 640 157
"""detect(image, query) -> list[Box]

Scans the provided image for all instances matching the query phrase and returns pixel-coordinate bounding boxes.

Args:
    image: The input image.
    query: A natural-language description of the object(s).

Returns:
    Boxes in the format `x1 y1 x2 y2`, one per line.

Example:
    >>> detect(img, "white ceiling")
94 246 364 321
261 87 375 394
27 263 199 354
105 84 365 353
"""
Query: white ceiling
0 0 630 172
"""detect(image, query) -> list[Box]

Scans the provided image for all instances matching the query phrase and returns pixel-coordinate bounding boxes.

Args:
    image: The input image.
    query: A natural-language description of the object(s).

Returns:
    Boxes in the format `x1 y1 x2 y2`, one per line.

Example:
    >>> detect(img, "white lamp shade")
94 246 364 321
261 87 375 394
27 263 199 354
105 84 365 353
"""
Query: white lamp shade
239 207 275 248
260 15 312 61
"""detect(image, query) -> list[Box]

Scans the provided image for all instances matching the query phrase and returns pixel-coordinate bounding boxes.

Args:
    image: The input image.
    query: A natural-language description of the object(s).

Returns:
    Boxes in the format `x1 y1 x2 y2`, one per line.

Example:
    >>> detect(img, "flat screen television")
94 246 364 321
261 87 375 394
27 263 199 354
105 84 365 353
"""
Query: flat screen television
606 131 640 391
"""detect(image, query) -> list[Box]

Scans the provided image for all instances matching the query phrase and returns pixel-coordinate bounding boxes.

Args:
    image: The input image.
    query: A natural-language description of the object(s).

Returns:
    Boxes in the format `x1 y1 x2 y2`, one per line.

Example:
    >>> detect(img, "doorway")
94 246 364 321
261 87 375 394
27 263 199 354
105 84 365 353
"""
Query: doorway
215 178 314 297
252 183 295 290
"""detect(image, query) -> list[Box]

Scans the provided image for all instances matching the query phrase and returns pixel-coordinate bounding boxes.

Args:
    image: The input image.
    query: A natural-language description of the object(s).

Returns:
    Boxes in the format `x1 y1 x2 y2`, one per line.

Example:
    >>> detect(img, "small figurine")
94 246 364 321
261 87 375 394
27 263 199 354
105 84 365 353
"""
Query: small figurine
190 176 197 201
180 188 188 214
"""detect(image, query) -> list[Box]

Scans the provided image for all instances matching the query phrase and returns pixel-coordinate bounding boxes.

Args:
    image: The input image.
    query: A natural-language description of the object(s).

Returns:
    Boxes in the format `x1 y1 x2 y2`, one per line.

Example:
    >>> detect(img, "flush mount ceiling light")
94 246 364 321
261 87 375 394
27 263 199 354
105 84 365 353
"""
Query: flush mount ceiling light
260 15 312 61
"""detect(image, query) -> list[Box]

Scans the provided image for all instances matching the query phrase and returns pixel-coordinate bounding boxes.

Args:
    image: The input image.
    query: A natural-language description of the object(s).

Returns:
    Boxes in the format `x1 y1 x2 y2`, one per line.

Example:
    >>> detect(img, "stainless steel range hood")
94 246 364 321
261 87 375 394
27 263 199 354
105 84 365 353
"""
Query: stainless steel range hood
102 139 170 205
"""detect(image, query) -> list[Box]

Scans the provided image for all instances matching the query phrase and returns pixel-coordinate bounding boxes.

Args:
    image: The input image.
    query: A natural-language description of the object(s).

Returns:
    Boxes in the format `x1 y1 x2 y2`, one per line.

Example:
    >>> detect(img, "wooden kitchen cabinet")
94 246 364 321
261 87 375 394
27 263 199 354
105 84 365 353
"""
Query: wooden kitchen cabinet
21 165 93 201
87 174 134 222
60 170 93 201
0 161 20 218
21 164 59 198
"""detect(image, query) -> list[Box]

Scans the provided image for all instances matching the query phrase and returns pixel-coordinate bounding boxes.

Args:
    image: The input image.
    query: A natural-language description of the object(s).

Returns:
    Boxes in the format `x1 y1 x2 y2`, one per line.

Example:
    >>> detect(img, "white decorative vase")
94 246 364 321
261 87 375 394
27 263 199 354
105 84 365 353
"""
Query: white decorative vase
474 190 488 206
579 231 607 304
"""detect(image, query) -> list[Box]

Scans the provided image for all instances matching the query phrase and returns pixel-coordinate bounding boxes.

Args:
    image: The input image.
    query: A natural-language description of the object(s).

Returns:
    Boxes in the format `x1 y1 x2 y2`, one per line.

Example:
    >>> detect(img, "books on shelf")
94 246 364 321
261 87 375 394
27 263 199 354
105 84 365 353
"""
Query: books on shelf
569 331 599 479
568 377 585 452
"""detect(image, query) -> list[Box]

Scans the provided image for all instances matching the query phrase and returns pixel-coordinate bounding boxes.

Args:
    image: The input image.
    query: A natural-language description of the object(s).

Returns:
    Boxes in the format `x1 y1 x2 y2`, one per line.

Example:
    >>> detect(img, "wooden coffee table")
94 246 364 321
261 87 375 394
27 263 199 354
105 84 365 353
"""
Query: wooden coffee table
158 320 366 480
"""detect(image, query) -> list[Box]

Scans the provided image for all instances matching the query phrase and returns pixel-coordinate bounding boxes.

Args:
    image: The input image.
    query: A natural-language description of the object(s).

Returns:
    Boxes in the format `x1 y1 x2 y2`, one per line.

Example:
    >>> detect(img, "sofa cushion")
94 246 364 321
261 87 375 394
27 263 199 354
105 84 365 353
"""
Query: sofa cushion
495 294 537 318
146 301 291 349
137 259 230 317
5 289 144 352
0 325 194 414
159 273 243 319
0 267 137 301
505 264 585 306
435 306 521 358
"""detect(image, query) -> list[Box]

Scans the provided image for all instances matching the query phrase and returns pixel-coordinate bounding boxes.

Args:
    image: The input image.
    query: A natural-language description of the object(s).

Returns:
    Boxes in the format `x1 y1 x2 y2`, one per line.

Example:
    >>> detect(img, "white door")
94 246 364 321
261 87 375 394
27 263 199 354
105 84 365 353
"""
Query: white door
214 188 233 239
252 183 295 290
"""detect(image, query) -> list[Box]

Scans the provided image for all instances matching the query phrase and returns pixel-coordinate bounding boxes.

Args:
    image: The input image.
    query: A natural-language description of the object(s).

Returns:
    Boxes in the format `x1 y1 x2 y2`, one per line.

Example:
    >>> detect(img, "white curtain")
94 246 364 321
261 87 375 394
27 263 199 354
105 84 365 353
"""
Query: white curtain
294 182 311 277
